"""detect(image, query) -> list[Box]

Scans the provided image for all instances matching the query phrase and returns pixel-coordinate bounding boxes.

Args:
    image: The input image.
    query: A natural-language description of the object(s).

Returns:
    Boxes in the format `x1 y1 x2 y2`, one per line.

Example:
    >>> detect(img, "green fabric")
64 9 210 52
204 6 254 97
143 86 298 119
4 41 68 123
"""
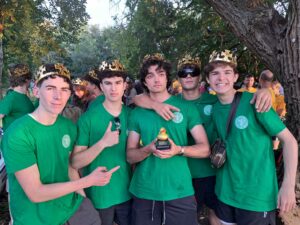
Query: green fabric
87 94 105 111
76 104 131 209
128 95 202 201
212 92 285 211
2 115 83 225
182 92 218 178
0 90 34 131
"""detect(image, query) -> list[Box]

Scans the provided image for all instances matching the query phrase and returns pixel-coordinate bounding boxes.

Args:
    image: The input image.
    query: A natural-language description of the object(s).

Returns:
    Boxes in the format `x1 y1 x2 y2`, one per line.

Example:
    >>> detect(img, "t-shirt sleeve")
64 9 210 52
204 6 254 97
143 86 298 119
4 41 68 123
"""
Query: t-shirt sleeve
187 102 203 131
0 93 12 115
76 112 91 146
255 106 285 136
128 108 140 134
2 126 36 174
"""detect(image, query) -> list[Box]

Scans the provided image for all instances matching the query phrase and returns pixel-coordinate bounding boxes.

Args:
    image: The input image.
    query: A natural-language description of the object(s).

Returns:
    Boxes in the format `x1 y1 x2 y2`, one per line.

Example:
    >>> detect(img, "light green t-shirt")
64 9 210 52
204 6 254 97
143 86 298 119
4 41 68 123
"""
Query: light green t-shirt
212 92 285 211
76 104 131 209
0 90 34 131
184 92 218 178
2 115 83 225
128 95 202 201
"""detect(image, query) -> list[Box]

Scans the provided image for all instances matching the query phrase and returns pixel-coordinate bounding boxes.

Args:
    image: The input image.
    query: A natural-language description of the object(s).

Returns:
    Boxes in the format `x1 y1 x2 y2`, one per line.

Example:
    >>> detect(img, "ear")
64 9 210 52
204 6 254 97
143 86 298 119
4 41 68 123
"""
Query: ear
234 73 239 82
206 77 210 84
33 84 39 98
99 83 103 91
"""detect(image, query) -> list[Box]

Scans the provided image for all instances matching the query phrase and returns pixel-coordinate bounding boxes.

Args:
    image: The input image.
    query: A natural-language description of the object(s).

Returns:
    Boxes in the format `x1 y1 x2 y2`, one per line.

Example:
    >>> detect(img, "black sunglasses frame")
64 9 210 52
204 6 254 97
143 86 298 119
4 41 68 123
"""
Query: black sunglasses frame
177 67 200 78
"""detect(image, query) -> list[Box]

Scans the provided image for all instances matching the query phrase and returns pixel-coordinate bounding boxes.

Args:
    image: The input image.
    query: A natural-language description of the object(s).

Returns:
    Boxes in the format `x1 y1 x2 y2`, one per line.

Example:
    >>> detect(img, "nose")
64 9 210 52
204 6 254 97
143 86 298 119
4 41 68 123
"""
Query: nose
53 89 62 99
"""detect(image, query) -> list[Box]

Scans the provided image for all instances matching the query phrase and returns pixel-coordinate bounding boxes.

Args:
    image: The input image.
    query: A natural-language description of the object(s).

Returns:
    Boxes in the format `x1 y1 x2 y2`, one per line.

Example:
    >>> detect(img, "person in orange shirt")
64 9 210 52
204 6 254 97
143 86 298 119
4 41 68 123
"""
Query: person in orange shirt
238 74 257 93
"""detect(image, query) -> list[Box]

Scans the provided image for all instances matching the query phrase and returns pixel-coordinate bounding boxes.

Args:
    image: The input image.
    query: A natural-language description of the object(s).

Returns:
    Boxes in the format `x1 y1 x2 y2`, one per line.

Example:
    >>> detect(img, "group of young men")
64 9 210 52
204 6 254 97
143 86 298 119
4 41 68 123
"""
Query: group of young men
0 49 298 225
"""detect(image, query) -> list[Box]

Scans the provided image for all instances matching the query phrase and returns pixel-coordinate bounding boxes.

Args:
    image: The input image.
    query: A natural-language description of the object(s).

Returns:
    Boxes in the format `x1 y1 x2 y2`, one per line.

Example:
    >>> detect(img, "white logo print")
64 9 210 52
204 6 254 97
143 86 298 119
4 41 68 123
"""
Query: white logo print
235 116 248 129
62 134 71 148
203 105 212 116
172 112 184 123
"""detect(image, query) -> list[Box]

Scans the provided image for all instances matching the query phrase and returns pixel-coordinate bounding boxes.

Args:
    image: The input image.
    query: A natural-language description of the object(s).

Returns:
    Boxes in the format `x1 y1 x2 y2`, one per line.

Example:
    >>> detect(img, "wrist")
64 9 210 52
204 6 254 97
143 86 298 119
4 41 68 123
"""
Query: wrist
178 146 185 156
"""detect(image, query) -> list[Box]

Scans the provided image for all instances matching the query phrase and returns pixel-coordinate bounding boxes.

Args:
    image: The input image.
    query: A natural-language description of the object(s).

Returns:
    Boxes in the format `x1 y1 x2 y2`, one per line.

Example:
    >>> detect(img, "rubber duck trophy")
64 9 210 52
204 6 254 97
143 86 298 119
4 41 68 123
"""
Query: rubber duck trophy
155 127 171 150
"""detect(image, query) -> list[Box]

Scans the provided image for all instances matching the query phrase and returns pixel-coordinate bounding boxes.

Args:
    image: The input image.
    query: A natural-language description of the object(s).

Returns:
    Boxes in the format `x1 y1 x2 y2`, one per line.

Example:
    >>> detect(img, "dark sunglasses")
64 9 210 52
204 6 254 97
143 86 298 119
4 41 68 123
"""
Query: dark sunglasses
113 117 121 135
177 67 200 78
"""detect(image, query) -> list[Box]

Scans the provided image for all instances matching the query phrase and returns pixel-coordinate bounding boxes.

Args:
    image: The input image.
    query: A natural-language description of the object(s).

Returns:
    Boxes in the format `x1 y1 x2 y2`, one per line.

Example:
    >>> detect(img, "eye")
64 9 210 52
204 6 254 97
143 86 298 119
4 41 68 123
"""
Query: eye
146 74 154 79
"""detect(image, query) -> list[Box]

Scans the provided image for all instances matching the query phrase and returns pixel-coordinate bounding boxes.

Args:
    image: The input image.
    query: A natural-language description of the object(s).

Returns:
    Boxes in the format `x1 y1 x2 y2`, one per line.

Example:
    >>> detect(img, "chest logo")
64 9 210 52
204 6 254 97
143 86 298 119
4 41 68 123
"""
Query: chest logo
172 112 183 123
235 116 248 129
203 105 212 116
62 134 71 148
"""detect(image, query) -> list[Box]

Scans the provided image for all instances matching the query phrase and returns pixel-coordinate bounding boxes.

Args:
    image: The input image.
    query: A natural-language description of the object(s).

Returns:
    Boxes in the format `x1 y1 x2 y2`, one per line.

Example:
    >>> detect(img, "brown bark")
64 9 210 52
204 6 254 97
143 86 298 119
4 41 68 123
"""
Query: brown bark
0 38 3 98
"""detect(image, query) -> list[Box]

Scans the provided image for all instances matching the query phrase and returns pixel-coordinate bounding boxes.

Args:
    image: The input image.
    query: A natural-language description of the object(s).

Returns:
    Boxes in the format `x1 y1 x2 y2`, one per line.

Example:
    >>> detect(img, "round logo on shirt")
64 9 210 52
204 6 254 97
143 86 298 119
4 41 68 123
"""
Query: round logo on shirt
172 112 183 124
203 105 212 116
235 116 248 129
62 134 71 148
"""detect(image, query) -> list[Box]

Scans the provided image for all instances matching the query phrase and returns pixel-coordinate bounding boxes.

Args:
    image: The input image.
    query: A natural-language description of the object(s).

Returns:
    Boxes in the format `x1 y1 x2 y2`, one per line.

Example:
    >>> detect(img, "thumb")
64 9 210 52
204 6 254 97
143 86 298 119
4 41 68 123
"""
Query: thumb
106 121 112 132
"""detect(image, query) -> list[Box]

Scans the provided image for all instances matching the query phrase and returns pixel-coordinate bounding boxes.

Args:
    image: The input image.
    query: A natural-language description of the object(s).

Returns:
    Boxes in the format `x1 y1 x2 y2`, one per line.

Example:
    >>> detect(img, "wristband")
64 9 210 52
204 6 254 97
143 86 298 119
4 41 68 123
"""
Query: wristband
179 146 185 156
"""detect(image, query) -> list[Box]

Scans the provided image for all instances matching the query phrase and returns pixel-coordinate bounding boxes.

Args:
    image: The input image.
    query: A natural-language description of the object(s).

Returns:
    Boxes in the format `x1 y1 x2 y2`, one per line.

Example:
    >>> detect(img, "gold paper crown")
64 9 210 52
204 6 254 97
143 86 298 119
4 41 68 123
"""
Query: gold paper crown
143 53 165 63
209 50 237 66
87 69 99 80
8 64 30 77
98 60 125 72
72 77 87 86
36 63 71 83
177 55 201 69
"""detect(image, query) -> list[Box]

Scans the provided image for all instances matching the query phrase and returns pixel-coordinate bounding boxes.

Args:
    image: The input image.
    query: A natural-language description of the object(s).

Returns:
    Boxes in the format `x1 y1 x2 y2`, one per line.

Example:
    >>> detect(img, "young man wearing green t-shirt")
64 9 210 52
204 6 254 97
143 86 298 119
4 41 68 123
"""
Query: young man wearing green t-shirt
2 63 119 225
0 64 34 132
204 50 298 225
71 60 132 225
127 54 210 225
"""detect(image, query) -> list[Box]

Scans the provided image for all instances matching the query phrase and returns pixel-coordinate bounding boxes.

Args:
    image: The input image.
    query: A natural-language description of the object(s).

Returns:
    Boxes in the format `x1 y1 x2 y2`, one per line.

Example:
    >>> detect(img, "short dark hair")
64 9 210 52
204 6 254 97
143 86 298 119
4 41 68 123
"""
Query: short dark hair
83 73 100 88
96 70 127 83
204 61 238 79
36 75 72 89
8 64 32 87
9 75 31 87
139 58 172 92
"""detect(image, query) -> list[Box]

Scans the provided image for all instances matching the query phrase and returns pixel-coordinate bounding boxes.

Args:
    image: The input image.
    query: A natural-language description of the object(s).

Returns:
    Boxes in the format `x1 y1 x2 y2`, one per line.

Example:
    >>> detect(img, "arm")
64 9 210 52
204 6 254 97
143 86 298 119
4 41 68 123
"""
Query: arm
15 164 119 203
250 88 272 112
0 114 4 119
126 130 155 164
68 164 86 197
276 128 298 214
133 94 179 120
154 124 210 159
71 122 119 169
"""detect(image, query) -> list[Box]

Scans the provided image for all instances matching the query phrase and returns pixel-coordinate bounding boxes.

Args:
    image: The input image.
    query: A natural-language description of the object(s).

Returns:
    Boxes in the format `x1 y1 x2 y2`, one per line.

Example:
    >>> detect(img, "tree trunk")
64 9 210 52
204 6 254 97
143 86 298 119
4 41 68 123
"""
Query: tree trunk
0 37 3 99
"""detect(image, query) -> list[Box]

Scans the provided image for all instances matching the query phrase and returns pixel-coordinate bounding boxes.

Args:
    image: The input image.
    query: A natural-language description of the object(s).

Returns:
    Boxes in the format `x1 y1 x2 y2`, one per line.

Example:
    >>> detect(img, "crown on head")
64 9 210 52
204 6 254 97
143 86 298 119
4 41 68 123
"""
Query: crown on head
72 77 87 86
8 64 30 77
209 50 237 66
143 53 165 63
177 54 201 69
87 69 99 80
99 60 125 72
36 63 70 83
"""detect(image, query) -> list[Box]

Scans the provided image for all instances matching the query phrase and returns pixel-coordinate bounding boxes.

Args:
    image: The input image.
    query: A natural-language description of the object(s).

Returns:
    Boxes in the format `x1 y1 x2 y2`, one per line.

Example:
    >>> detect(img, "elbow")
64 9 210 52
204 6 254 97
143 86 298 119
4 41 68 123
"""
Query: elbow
26 192 44 203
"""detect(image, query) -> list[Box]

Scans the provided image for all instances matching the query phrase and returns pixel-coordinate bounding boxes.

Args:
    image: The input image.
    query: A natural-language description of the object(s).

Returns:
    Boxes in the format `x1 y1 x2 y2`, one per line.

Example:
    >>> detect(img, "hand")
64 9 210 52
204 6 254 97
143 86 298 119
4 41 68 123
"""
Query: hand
101 122 119 148
153 138 180 159
250 88 272 112
277 183 296 216
152 102 180 121
89 166 120 186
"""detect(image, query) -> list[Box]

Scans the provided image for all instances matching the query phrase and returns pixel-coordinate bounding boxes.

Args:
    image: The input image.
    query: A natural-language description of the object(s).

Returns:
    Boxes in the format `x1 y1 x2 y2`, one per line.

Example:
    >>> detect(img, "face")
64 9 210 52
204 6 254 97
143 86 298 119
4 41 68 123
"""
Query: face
179 74 201 91
100 76 126 102
207 65 238 95
245 77 255 88
85 81 97 94
144 65 168 93
73 85 86 98
35 76 71 116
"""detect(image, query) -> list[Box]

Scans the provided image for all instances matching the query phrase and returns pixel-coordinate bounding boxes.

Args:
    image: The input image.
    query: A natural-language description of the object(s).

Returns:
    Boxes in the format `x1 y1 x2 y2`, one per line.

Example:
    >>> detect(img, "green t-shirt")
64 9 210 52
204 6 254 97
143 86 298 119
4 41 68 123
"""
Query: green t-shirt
2 115 83 225
76 104 131 209
87 94 105 111
212 92 285 211
0 90 34 131
128 95 202 201
183 92 218 178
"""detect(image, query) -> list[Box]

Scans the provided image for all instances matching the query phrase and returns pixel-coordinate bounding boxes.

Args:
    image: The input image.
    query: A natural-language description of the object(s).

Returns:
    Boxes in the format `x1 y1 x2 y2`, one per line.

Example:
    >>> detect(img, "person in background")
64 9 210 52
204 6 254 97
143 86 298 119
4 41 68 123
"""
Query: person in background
238 74 257 93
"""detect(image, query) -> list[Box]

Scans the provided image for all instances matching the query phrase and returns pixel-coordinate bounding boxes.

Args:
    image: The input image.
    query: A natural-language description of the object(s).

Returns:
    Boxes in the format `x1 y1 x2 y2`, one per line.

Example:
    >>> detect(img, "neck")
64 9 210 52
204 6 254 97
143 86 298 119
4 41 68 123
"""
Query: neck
217 89 237 104
13 85 27 94
103 100 123 117
182 88 201 100
149 90 170 102
31 107 58 125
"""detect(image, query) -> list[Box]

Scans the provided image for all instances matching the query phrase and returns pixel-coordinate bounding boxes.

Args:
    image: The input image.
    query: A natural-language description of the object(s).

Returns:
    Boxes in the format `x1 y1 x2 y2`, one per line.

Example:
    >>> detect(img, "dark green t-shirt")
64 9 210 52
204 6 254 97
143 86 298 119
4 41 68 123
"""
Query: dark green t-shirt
128 95 203 201
2 115 83 225
87 95 105 111
76 104 131 209
212 92 285 211
0 90 34 131
183 92 218 178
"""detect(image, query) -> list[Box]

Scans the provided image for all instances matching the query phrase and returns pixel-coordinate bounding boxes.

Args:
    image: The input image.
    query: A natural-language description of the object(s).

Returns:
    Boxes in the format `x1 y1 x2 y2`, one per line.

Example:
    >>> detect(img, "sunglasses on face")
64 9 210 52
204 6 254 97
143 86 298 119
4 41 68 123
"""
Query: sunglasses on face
113 117 121 135
177 67 200 78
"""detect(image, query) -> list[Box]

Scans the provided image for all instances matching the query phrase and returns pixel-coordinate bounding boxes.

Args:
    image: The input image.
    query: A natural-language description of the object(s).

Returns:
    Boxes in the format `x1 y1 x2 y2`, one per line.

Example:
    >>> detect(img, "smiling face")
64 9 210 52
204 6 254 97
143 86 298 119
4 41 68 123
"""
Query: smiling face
207 64 238 96
143 65 168 94
36 76 71 116
100 76 126 103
